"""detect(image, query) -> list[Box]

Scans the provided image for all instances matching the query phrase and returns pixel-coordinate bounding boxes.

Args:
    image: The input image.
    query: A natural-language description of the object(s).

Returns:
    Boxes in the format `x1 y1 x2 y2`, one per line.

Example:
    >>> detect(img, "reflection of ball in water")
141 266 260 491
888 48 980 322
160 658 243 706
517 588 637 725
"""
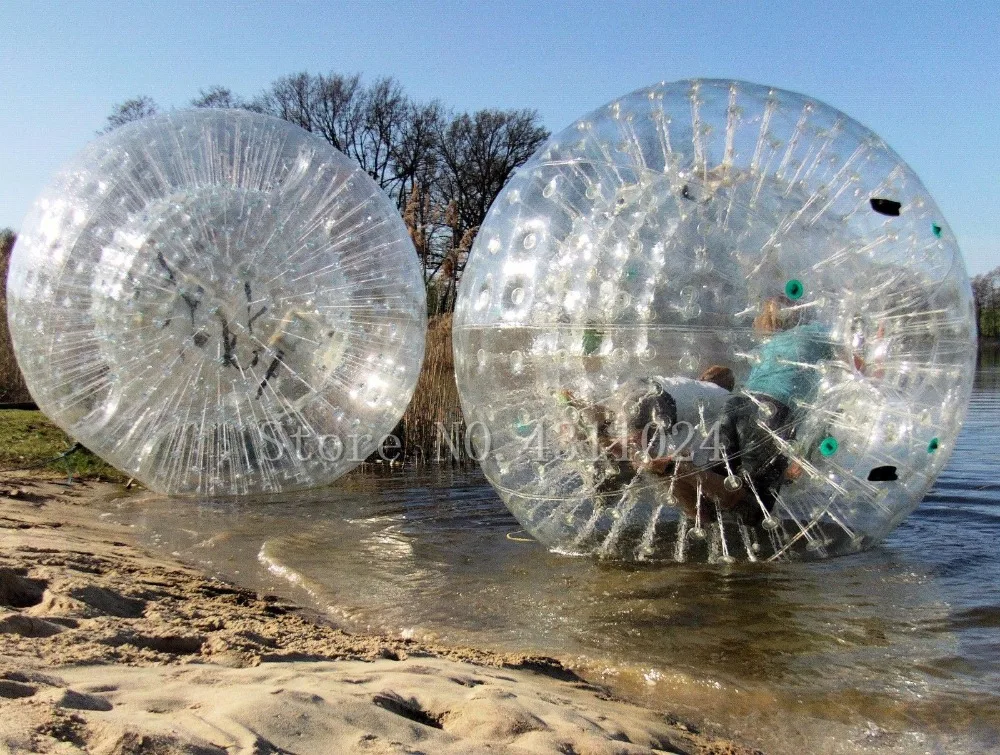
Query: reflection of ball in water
8 110 426 496
454 79 976 563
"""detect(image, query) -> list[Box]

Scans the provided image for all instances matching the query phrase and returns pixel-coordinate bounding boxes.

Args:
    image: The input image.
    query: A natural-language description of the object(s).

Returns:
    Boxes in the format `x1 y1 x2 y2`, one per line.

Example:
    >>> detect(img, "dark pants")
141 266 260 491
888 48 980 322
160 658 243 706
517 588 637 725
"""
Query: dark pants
717 393 794 524
594 386 678 500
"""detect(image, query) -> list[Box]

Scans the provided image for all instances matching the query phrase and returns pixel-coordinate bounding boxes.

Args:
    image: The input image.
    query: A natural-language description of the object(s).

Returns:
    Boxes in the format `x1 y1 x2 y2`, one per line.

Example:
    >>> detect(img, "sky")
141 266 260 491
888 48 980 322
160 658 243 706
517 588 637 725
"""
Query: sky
1 0 997 275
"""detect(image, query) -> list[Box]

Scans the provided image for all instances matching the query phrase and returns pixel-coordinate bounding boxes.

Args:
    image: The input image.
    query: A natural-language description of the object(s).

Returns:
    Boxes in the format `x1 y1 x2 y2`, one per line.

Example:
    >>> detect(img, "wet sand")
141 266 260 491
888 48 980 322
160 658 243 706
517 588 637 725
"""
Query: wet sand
0 473 760 755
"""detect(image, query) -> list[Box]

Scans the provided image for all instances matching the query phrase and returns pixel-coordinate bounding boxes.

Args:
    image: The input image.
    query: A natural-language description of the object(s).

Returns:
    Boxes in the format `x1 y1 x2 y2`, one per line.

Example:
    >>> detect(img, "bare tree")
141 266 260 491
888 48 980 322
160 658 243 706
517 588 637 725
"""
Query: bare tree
191 86 254 110
392 100 445 209
972 267 1000 338
101 96 158 133
98 74 549 314
355 77 409 189
255 72 318 132
310 73 364 153
426 108 548 312
434 109 548 242
254 72 442 205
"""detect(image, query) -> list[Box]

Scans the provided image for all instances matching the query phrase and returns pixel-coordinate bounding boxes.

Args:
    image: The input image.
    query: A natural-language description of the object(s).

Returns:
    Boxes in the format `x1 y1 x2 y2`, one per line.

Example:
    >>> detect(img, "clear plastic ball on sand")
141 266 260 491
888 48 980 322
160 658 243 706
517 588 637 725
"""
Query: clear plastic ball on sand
453 79 976 562
7 109 426 496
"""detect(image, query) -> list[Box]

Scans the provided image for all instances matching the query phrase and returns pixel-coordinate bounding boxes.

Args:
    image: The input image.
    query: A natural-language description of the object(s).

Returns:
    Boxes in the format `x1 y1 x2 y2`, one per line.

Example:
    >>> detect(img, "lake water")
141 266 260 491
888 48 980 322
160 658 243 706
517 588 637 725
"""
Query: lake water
107 350 1000 755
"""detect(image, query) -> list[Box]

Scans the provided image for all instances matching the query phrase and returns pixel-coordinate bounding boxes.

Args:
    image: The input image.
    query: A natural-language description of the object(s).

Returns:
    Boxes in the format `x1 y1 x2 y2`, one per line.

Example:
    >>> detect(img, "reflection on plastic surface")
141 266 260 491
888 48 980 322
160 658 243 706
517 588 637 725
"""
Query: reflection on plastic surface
8 110 426 496
454 79 976 562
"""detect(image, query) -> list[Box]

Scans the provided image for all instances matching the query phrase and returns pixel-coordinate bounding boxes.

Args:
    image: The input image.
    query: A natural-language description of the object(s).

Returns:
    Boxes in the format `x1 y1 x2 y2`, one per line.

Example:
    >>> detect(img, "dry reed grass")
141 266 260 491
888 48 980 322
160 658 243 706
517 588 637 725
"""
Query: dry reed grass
398 313 467 462
0 231 31 404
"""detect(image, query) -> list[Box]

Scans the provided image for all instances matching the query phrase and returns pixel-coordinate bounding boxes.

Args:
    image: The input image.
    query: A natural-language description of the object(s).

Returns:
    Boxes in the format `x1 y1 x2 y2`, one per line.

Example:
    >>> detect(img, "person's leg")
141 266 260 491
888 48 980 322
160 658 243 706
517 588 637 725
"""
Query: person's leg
672 461 745 520
733 396 792 468
735 396 793 523
668 469 701 520
716 393 751 475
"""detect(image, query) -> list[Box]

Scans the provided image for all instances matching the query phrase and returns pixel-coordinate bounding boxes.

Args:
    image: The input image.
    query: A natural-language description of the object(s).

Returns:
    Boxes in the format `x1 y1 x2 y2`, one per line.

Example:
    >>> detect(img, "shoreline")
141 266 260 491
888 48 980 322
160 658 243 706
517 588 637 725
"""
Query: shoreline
0 472 761 755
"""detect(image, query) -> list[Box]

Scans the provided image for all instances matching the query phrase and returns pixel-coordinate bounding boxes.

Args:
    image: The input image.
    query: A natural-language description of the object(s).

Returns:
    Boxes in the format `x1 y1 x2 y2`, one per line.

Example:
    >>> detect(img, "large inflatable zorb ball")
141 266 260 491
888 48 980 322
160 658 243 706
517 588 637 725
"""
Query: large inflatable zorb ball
453 79 976 562
8 110 426 496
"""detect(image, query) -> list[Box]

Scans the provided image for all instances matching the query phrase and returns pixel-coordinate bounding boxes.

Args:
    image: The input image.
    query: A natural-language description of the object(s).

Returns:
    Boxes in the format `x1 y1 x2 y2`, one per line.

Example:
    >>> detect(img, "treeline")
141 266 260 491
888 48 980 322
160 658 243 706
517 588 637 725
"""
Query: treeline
105 73 550 314
973 266 1000 339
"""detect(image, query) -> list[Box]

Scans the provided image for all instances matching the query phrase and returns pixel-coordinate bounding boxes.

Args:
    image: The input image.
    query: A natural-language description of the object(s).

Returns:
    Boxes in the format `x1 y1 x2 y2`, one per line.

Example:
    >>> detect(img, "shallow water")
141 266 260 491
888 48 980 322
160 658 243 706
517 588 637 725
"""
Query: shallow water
107 356 1000 755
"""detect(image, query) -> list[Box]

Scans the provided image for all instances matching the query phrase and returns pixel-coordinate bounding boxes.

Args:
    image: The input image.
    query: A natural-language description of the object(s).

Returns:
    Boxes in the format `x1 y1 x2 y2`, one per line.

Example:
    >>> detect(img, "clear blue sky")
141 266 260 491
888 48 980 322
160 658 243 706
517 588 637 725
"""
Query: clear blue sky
2 0 997 274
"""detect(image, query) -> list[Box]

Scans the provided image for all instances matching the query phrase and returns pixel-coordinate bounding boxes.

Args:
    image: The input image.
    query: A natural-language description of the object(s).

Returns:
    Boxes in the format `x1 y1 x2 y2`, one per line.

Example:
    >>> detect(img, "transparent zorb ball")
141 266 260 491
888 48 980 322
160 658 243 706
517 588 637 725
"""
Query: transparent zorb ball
453 79 976 563
7 110 426 496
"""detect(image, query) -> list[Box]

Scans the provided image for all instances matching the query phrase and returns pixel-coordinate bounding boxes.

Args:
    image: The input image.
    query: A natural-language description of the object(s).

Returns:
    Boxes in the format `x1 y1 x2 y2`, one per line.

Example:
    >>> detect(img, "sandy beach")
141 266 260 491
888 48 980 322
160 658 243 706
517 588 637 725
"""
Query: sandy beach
0 473 761 755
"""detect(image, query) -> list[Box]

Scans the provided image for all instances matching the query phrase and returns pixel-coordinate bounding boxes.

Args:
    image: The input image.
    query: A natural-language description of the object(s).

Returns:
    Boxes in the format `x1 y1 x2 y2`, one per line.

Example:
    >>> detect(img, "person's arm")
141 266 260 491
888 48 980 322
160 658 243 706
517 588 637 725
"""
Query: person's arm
674 461 745 509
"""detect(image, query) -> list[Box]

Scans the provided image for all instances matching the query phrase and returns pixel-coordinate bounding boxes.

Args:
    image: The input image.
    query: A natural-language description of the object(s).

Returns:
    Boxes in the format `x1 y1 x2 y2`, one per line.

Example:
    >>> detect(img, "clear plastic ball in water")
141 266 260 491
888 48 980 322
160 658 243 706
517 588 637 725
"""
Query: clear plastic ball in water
453 79 977 562
7 109 426 496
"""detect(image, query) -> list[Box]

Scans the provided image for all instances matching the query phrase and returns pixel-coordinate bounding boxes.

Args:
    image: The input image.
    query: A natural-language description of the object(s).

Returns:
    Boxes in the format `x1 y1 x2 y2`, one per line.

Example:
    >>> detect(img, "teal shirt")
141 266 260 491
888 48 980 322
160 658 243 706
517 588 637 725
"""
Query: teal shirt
743 322 835 406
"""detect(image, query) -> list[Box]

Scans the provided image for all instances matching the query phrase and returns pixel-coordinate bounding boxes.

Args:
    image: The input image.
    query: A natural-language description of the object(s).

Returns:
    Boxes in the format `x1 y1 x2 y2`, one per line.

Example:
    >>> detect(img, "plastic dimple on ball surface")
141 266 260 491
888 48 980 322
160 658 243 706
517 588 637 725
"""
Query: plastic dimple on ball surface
453 79 976 563
7 109 426 496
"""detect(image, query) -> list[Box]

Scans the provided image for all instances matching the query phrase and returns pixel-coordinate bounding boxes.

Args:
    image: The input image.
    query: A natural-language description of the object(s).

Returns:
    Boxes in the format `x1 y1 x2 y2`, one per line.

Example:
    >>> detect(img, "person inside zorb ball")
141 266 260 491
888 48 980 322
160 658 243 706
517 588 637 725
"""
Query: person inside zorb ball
453 79 977 563
7 110 426 496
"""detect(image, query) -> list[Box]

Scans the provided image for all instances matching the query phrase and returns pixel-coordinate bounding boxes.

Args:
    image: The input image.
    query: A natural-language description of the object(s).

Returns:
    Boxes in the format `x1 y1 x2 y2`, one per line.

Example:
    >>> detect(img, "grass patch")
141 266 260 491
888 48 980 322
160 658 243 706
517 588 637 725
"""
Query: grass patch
0 410 129 482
